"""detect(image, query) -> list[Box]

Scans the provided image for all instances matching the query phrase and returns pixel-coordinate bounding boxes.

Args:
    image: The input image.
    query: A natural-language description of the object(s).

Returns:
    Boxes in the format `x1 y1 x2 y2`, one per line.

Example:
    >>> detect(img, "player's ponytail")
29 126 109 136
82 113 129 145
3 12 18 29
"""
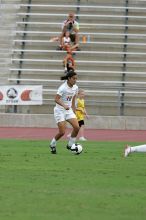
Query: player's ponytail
60 70 77 80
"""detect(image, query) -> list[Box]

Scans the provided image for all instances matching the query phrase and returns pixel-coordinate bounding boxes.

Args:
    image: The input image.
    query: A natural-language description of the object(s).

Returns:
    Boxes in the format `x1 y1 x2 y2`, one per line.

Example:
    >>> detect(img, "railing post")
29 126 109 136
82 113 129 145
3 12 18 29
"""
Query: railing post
120 0 129 116
76 0 80 22
13 0 32 113
0 0 2 18
17 0 32 85
118 89 122 116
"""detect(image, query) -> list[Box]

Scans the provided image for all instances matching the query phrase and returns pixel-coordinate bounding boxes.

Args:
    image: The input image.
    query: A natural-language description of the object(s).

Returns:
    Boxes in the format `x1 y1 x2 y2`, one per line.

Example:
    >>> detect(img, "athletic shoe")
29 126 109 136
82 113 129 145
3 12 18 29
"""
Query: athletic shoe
50 144 57 154
76 47 81 51
72 52 76 56
56 45 62 50
79 137 87 141
66 144 71 150
124 145 131 157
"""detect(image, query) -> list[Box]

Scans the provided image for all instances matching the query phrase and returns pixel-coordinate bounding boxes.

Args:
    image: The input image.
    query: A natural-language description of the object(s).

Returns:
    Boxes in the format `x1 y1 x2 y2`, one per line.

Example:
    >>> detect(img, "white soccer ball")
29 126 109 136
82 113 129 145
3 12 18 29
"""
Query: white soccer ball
71 143 83 155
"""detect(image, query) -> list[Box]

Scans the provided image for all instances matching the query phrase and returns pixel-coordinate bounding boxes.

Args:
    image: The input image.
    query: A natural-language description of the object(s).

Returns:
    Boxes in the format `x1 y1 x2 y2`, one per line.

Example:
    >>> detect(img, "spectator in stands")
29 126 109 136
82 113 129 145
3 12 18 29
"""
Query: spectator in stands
124 144 146 157
57 12 80 50
62 31 79 53
49 70 80 154
63 52 75 73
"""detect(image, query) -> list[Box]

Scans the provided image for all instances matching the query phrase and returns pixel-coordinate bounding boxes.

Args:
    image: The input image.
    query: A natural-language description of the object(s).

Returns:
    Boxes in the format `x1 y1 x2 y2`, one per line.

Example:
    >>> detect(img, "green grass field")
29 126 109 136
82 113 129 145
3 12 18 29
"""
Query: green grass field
0 139 146 220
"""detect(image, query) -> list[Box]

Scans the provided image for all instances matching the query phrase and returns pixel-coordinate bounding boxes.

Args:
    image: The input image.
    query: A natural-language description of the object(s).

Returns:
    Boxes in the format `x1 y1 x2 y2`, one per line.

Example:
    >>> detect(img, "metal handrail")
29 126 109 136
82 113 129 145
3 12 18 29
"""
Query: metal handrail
16 21 146 28
17 13 146 19
19 4 146 10
11 58 146 65
13 39 146 46
12 49 146 56
14 30 146 37
9 68 146 75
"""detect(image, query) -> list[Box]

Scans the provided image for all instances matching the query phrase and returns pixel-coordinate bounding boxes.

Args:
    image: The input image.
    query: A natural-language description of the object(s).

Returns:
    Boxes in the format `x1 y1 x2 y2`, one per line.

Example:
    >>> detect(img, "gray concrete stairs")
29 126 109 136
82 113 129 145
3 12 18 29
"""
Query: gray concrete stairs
9 0 146 116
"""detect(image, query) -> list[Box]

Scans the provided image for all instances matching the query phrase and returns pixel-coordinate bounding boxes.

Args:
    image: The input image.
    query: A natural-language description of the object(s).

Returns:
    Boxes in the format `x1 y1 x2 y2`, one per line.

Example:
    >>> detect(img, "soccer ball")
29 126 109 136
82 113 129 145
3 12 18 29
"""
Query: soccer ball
71 143 83 155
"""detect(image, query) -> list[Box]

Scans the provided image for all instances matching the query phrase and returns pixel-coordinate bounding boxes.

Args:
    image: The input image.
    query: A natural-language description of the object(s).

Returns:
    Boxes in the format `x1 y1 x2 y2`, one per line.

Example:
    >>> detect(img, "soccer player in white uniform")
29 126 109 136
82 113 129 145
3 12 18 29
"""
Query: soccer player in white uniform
124 144 146 157
50 70 80 154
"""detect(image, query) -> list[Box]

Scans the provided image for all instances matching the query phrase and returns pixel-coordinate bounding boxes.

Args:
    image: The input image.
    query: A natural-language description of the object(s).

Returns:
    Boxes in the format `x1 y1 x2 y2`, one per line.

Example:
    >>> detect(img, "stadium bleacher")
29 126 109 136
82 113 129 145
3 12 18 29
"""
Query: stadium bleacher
2 0 146 117
0 0 21 112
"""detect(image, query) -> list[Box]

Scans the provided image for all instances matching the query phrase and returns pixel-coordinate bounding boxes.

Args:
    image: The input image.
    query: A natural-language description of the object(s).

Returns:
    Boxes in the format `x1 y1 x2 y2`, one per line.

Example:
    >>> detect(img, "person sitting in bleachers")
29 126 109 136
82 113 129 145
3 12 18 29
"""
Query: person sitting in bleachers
62 31 78 53
57 13 80 50
63 53 75 73
63 52 75 73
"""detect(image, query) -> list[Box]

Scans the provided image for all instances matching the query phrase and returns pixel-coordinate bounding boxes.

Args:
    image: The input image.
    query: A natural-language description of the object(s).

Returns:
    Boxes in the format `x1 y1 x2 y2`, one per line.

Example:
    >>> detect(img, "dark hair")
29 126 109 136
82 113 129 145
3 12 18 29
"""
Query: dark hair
60 70 77 80
67 65 74 72
68 22 73 30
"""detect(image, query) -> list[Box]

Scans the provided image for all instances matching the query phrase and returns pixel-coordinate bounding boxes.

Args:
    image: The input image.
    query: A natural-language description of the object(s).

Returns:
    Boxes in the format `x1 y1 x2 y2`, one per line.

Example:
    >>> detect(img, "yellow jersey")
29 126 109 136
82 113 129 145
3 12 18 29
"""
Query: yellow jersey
75 98 85 121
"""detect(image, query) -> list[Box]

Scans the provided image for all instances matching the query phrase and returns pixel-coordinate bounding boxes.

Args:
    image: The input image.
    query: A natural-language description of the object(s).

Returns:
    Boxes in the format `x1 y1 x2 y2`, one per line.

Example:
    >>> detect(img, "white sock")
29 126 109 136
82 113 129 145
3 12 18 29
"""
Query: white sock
50 138 56 146
68 137 76 146
131 144 146 153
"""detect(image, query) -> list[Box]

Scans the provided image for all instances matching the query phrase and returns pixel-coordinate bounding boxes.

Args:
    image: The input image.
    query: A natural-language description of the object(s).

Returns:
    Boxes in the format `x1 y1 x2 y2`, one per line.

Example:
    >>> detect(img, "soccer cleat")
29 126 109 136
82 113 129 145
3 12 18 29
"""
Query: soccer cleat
50 145 57 154
124 145 131 157
79 137 87 141
66 144 71 150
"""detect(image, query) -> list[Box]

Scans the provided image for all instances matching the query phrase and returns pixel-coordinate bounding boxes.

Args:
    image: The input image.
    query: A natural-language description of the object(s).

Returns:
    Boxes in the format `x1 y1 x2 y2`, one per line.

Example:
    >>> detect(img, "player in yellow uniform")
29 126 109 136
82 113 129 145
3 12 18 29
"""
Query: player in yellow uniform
75 89 89 141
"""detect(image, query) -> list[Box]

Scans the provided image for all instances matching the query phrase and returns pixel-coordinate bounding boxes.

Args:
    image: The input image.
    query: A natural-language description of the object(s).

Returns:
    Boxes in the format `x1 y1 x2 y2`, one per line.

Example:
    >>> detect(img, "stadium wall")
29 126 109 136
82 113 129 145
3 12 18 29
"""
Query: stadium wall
0 113 146 130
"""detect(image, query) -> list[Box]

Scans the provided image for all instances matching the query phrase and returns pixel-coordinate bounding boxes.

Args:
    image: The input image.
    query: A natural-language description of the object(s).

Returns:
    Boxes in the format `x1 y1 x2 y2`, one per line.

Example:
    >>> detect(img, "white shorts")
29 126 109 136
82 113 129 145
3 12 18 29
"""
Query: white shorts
54 106 76 124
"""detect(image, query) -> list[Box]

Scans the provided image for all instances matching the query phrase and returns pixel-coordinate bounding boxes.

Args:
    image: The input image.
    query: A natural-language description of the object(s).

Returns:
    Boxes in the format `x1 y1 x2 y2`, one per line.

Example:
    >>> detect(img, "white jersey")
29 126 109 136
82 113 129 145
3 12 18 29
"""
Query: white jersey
63 36 71 45
56 81 78 110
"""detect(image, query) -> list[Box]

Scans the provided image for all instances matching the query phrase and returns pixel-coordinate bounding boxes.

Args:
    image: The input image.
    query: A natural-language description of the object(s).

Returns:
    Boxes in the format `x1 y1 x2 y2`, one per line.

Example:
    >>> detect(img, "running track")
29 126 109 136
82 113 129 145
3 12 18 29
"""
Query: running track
0 127 146 142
